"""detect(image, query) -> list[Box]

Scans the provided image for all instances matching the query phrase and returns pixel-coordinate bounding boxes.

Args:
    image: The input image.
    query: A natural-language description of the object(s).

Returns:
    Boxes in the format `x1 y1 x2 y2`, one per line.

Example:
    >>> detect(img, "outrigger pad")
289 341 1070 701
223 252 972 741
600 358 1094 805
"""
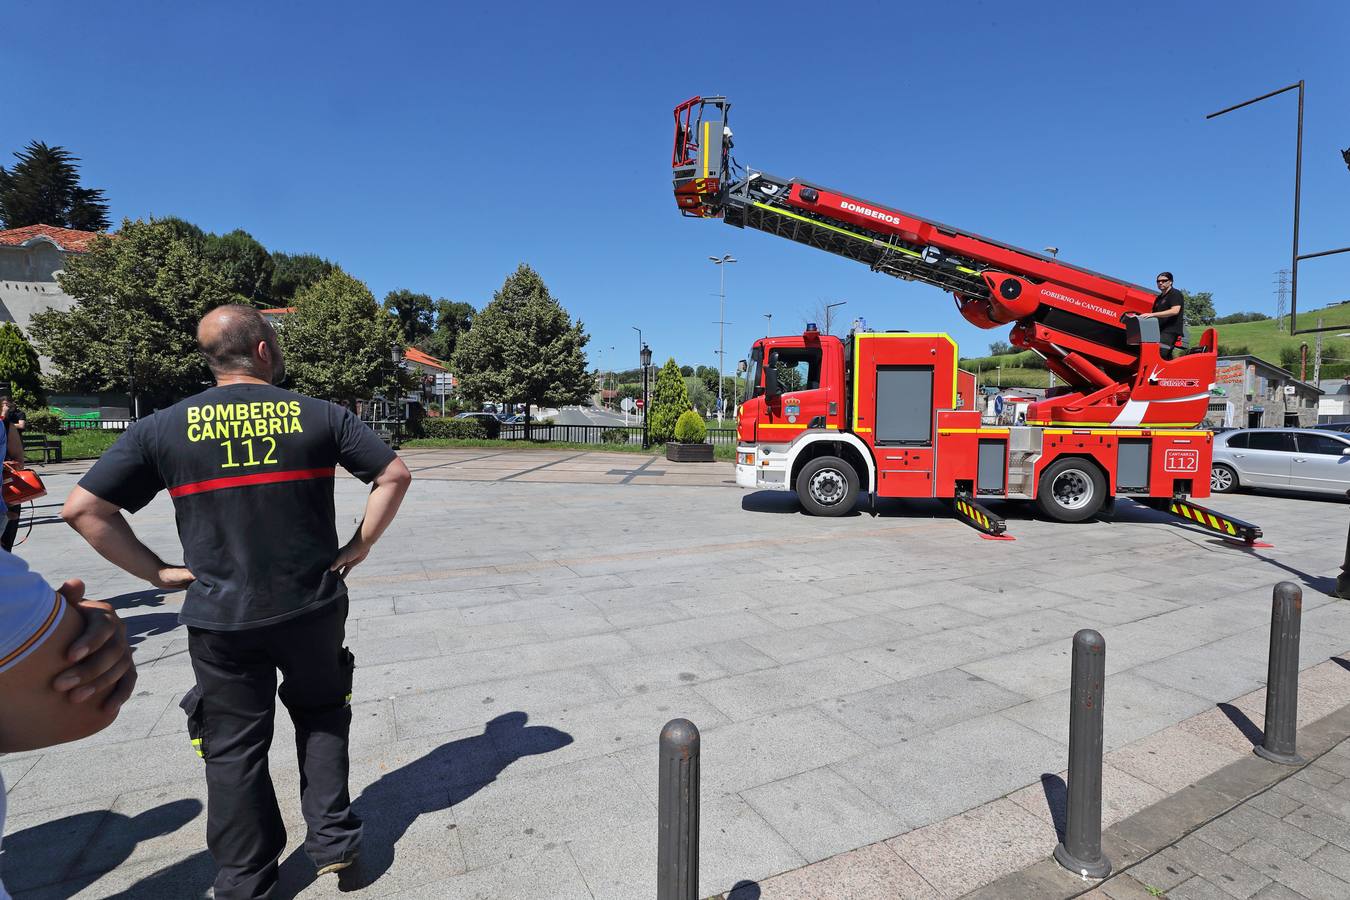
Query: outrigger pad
1166 497 1263 546
952 496 1012 539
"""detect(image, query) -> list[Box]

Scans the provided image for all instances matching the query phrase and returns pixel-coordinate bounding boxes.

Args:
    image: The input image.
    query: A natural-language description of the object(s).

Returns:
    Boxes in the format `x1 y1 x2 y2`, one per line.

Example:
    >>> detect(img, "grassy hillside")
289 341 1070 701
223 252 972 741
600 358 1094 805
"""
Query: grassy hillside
957 299 1350 384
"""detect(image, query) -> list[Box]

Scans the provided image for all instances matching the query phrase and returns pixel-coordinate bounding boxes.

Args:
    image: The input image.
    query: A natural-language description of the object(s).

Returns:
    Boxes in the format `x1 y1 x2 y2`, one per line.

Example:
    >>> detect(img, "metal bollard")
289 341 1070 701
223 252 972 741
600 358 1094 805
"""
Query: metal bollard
658 718 700 900
1256 582 1305 765
1054 629 1112 879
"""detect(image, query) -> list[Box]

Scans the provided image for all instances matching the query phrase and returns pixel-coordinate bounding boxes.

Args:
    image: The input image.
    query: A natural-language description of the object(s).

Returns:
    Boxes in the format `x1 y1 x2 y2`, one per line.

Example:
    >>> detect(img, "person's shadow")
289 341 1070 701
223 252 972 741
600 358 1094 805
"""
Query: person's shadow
277 711 572 894
0 799 203 897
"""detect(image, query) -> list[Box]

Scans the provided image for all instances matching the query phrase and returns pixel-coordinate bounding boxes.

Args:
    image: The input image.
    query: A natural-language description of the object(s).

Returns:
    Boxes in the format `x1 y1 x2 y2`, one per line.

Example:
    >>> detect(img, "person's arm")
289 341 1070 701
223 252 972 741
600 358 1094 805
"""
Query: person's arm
5 421 21 463
0 596 123 753
49 578 139 708
61 486 195 589
331 457 412 577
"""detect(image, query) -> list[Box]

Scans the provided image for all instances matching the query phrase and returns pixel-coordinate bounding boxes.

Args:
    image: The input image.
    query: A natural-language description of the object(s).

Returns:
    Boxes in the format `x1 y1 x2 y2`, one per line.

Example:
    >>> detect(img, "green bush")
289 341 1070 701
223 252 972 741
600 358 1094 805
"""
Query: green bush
602 427 631 444
421 417 487 440
673 410 707 444
25 408 65 435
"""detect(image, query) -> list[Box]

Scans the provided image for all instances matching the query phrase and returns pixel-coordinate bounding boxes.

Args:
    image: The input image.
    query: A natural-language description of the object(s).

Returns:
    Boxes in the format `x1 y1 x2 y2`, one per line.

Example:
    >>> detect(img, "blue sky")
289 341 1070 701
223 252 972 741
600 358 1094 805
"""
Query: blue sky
4 1 1348 374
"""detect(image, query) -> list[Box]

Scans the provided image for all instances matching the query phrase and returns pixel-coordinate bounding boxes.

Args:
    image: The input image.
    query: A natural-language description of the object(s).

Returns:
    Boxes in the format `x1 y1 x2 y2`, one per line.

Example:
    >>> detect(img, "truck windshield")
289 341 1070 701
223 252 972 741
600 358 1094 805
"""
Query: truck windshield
747 345 764 398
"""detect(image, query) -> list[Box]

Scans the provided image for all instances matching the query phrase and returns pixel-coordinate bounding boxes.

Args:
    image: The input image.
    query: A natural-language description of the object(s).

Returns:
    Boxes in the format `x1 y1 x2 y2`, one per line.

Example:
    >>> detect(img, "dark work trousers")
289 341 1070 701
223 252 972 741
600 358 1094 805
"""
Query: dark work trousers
1 504 19 552
185 596 360 900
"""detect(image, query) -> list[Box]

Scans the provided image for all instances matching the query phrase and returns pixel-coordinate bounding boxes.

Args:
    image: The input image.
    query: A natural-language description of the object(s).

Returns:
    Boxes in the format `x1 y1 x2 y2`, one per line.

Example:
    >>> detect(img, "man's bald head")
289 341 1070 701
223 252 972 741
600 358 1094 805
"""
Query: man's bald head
198 304 284 382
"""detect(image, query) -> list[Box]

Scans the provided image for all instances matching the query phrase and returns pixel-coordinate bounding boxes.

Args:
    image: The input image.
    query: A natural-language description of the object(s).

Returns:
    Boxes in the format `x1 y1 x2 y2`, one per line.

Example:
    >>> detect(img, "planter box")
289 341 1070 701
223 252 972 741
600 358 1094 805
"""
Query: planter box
666 442 714 462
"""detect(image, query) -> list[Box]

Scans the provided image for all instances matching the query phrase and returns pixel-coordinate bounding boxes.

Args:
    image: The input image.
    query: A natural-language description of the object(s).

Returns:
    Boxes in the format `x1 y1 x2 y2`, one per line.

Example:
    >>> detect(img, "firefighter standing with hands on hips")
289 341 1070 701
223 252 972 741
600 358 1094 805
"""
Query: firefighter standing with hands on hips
62 305 412 900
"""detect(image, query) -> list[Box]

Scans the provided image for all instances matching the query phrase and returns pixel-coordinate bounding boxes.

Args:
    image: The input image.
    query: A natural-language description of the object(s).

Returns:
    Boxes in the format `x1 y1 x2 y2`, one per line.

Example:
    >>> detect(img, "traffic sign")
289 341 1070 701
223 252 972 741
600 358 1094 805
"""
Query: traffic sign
621 397 635 412
636 399 645 409
994 395 1005 415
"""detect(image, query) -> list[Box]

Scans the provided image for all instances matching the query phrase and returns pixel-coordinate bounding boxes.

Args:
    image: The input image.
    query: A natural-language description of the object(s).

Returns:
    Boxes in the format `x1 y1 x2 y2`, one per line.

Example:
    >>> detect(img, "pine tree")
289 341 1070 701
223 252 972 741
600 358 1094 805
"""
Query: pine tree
0 323 44 408
0 141 111 231
648 357 691 444
452 264 590 413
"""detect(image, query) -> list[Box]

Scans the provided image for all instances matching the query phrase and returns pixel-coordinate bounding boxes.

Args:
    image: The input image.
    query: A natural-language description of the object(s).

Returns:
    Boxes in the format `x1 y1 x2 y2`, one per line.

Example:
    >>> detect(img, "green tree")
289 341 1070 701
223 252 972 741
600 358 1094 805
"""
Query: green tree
1182 290 1217 326
276 270 405 404
422 299 476 361
270 252 336 303
0 323 44 408
679 365 694 377
451 264 590 415
29 218 236 409
694 364 719 395
684 376 713 414
383 289 436 346
0 141 111 231
648 357 691 444
1279 345 1304 373
203 229 275 305
988 340 1013 356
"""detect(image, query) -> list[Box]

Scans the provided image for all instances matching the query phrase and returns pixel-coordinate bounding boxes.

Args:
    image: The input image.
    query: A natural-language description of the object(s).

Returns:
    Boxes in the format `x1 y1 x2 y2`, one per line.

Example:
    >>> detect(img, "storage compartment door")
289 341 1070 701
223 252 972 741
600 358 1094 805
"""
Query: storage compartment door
875 366 933 446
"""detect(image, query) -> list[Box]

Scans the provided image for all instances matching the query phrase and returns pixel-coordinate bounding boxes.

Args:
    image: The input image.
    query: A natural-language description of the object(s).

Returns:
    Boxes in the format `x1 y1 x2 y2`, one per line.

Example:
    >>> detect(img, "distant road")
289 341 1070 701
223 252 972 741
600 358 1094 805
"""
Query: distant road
553 406 635 427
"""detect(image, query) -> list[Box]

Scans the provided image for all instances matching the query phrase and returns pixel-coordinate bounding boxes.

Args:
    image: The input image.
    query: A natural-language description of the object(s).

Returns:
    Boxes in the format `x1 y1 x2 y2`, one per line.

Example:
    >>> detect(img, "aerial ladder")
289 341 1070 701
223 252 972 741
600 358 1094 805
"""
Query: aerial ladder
671 95 1264 545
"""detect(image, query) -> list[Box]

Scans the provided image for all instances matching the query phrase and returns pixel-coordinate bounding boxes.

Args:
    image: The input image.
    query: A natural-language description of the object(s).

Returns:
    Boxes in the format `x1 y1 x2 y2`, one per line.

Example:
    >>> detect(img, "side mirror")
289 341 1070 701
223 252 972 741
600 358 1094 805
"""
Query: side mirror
1342 446 1350 456
765 365 781 400
737 359 748 375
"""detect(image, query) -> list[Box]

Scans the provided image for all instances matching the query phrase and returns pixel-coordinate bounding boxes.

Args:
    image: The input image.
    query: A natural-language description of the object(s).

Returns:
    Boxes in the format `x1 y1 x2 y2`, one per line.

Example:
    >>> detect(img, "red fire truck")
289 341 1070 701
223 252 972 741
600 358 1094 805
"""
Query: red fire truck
671 96 1262 543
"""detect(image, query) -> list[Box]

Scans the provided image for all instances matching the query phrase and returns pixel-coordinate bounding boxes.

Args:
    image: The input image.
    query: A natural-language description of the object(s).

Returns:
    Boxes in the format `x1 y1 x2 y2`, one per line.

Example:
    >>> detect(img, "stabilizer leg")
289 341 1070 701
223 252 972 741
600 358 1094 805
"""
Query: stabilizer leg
1165 496 1270 548
952 494 1014 541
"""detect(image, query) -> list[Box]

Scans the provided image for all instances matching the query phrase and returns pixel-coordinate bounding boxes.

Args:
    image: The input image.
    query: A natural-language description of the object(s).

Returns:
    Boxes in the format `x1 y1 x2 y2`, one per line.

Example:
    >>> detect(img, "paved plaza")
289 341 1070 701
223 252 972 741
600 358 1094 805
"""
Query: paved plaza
3 447 1349 898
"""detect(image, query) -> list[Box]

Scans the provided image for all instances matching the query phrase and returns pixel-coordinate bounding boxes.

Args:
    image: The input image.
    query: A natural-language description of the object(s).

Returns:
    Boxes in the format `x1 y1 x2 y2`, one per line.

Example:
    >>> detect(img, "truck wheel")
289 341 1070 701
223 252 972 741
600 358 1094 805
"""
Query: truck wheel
796 455 859 517
1036 457 1106 523
1210 464 1239 494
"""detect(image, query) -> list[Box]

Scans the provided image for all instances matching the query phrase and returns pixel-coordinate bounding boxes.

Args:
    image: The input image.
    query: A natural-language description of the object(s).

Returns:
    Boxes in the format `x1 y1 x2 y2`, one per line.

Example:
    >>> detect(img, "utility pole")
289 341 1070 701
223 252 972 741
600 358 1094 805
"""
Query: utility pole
1275 269 1290 332
709 254 736 423
1314 317 1325 385
763 312 772 336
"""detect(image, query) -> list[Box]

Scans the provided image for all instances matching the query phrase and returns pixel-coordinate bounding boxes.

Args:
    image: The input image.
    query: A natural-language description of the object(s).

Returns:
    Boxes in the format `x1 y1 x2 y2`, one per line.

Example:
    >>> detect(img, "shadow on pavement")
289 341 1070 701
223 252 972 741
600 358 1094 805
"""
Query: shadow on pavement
727 879 762 898
1247 554 1338 597
2 799 203 897
1038 773 1068 842
123 612 183 648
275 711 572 895
105 587 179 610
1218 702 1263 748
740 492 803 515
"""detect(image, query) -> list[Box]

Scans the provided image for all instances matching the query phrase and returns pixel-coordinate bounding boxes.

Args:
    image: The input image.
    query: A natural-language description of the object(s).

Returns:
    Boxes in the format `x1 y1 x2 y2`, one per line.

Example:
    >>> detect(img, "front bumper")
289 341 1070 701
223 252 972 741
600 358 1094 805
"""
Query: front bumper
735 444 790 491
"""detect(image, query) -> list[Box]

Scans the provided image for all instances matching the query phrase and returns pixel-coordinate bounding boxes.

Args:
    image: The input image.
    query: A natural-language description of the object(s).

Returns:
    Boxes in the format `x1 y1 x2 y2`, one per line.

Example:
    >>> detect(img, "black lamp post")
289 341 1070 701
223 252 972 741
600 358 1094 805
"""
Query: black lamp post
640 342 652 449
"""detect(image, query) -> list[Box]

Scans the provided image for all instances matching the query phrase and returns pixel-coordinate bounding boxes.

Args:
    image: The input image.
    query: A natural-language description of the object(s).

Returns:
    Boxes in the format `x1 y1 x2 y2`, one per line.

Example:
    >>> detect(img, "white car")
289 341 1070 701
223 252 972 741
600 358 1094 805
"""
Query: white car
1210 428 1350 497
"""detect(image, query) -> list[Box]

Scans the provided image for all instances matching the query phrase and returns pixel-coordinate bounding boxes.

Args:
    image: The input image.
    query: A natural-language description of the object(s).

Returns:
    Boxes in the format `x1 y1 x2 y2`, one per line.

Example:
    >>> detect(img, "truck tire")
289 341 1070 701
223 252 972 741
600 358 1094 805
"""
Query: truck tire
1036 457 1107 523
796 455 859 517
1210 463 1239 494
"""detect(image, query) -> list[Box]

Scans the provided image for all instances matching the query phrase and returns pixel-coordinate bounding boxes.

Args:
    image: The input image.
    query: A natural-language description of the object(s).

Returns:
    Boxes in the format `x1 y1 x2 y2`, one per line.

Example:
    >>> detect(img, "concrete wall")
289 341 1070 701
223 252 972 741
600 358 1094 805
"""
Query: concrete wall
0 242 79 369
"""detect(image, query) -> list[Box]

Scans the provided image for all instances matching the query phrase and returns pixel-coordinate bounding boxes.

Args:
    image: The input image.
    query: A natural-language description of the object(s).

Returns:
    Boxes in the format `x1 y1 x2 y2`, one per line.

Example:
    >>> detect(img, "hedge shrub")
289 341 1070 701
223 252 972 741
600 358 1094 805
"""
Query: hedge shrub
673 410 708 443
25 408 66 435
421 417 488 440
602 427 631 444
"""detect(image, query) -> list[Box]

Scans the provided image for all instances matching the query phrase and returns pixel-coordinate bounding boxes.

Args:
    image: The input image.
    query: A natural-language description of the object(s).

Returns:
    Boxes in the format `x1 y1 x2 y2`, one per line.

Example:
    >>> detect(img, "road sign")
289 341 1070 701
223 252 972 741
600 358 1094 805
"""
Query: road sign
636 399 645 409
621 397 635 412
994 395 1005 416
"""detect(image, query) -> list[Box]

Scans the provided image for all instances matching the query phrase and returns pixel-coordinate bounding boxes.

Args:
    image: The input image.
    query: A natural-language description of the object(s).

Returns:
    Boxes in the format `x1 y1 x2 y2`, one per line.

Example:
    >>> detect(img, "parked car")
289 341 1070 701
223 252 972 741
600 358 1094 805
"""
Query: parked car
452 411 502 436
1316 422 1350 434
1210 428 1350 497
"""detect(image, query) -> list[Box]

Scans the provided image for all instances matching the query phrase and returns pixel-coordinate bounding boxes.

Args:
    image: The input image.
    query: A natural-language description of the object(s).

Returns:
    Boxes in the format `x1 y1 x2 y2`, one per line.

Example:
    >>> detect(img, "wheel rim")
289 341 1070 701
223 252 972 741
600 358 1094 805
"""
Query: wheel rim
1211 467 1233 491
809 468 847 506
1051 469 1094 510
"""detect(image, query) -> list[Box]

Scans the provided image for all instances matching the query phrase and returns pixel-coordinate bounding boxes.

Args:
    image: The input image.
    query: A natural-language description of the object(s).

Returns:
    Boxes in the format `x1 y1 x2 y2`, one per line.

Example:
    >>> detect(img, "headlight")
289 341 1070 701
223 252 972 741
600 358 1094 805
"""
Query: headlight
738 451 755 466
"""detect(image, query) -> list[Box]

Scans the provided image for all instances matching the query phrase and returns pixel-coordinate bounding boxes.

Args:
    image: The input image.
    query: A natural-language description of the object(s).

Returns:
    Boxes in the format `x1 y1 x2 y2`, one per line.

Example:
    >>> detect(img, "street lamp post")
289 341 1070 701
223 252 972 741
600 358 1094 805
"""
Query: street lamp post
824 300 848 336
764 312 772 337
710 254 736 423
640 343 653 449
1207 81 1350 336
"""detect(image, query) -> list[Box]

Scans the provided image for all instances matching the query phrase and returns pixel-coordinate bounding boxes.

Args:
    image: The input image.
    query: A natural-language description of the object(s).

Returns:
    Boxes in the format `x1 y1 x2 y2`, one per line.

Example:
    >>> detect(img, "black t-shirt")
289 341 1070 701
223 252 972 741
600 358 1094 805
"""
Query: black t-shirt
1152 288 1186 345
3 408 24 429
79 383 397 631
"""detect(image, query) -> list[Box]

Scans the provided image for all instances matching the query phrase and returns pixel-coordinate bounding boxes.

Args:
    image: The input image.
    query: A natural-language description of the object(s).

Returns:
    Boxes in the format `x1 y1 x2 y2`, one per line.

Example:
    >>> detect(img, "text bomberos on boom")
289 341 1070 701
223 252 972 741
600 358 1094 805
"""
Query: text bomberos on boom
838 200 901 225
